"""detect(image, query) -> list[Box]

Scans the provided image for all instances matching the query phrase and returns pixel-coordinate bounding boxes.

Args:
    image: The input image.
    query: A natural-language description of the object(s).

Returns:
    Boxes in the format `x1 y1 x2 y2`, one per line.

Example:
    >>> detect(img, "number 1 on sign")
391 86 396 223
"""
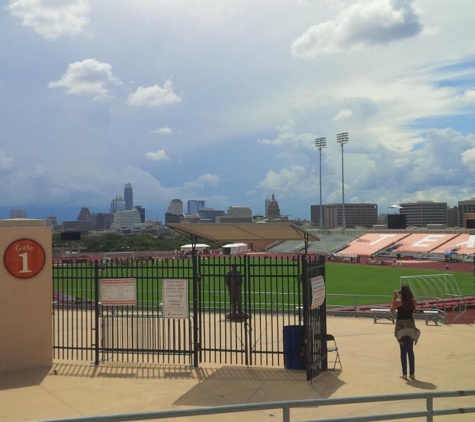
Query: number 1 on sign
19 252 32 274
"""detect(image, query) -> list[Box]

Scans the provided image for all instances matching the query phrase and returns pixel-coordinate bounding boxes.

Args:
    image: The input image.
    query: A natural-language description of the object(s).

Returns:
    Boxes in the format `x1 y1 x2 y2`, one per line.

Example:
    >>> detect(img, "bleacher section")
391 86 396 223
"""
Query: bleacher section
266 230 475 259
267 232 361 254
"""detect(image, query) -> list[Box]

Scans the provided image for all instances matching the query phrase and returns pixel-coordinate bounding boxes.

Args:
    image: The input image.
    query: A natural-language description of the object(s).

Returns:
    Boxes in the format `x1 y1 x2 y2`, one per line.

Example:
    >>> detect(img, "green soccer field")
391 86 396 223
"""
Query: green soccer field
53 259 474 310
324 263 474 306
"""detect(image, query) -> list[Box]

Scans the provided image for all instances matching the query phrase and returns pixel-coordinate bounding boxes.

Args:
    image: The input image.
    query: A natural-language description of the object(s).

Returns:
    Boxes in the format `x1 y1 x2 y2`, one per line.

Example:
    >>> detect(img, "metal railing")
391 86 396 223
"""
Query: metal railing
37 389 475 422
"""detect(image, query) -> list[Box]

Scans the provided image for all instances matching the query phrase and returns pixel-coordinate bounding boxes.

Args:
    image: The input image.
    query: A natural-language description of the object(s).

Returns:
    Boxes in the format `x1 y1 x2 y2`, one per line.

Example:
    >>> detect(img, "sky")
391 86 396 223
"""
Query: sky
1 0 475 223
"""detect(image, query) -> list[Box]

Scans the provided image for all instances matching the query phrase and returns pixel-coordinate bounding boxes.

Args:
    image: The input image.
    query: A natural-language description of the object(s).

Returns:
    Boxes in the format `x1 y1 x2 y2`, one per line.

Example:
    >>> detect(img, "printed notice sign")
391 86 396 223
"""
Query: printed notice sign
101 278 137 306
310 275 325 309
162 278 189 319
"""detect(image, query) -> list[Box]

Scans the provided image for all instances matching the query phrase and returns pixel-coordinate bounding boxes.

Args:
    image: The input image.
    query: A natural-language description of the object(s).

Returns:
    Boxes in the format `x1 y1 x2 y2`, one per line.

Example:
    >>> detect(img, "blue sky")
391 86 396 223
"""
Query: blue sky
1 0 475 223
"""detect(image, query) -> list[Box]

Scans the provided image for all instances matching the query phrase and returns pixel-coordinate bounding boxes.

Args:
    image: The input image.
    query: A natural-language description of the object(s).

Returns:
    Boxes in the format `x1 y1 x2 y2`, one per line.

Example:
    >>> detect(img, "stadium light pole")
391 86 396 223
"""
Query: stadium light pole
336 132 349 229
315 137 326 229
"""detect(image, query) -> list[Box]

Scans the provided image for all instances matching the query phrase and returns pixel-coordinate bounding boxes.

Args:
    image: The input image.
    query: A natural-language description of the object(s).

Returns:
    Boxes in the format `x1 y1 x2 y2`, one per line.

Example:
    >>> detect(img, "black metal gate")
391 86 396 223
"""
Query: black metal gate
53 254 325 373
302 254 327 382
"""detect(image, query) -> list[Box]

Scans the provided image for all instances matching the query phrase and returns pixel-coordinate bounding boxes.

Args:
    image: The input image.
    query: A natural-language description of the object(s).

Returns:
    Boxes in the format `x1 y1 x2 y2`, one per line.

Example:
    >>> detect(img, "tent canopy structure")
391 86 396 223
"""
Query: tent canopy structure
167 222 319 245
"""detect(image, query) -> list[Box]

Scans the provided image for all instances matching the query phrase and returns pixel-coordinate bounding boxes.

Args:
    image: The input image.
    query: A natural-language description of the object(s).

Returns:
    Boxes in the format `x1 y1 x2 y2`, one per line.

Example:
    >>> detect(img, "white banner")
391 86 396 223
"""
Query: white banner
101 278 137 306
310 275 325 309
162 278 189 319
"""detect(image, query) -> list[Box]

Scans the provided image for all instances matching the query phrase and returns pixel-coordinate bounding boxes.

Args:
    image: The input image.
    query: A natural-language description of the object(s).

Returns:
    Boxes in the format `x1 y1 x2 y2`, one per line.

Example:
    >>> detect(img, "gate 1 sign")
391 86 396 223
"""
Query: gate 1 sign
310 275 326 309
4 238 46 279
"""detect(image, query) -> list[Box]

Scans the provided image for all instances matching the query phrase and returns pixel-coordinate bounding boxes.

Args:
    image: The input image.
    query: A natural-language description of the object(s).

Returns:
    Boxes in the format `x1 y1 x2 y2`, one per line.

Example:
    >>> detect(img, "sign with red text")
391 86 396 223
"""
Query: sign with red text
101 278 137 306
4 238 46 279
162 278 189 319
310 275 326 309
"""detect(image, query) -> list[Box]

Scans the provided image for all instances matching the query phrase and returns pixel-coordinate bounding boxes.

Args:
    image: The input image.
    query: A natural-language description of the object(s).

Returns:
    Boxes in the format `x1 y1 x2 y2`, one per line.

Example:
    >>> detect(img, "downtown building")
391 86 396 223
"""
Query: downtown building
310 203 378 229
399 201 447 227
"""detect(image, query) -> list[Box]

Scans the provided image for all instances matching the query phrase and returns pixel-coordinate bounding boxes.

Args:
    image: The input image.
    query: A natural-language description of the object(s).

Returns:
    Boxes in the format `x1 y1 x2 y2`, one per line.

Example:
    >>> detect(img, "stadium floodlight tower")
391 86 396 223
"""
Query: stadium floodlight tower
315 137 326 229
336 132 349 229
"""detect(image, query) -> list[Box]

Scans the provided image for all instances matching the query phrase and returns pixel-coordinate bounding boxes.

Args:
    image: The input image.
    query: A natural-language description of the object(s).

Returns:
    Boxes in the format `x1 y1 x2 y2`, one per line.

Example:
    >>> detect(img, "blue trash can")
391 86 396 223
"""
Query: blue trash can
283 325 305 370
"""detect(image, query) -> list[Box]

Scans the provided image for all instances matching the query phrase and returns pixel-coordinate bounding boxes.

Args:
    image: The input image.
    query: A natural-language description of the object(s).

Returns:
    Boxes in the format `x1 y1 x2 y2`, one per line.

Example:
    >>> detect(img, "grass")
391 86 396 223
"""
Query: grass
325 263 474 306
53 259 474 309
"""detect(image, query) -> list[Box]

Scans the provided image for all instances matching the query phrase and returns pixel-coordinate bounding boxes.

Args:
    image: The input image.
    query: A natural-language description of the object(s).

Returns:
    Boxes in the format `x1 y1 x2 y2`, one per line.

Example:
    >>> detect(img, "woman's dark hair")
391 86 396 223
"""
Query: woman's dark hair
400 285 415 311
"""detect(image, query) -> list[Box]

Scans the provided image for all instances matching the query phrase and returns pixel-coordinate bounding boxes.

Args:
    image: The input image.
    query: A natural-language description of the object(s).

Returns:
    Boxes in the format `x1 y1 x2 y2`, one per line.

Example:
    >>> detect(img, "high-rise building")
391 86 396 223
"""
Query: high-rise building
124 183 133 210
187 200 205 214
458 198 475 228
90 213 113 231
216 206 252 223
110 193 126 214
399 201 447 227
134 205 145 223
46 215 57 228
165 199 184 225
77 207 91 232
111 209 142 231
167 199 183 215
322 203 378 229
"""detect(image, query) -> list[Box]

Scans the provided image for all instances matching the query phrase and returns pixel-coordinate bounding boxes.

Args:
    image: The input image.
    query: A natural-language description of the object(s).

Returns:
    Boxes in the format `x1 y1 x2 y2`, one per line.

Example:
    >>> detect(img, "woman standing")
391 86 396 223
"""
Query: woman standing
390 285 420 380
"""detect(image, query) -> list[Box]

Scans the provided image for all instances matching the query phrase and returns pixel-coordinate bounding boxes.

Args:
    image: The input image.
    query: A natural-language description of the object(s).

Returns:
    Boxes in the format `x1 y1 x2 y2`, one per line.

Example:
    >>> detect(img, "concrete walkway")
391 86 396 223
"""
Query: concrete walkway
1 317 474 422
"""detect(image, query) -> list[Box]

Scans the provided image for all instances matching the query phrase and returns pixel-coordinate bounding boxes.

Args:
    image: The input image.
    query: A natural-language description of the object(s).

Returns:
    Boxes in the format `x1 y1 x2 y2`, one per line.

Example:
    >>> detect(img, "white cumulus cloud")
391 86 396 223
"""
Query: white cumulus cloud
128 80 181 107
48 59 120 100
145 150 170 161
291 0 422 58
7 0 90 40
151 127 173 135
332 109 353 121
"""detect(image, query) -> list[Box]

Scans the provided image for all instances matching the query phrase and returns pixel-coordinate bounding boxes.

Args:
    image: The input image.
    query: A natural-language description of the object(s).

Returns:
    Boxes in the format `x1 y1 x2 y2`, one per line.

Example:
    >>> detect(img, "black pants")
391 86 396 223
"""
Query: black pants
399 336 415 376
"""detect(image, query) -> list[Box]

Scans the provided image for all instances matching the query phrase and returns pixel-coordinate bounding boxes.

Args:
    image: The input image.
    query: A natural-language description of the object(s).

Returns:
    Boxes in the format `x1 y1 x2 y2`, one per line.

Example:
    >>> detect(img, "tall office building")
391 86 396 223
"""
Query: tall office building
458 198 475 228
187 200 205 214
110 193 126 214
77 207 91 232
167 199 183 215
399 201 447 227
134 205 145 223
124 183 133 210
322 203 378 229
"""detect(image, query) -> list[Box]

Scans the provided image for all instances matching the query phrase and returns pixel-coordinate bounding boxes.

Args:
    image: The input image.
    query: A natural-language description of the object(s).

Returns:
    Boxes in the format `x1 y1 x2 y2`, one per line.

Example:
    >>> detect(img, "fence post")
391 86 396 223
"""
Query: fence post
94 260 100 365
426 397 433 422
192 251 199 368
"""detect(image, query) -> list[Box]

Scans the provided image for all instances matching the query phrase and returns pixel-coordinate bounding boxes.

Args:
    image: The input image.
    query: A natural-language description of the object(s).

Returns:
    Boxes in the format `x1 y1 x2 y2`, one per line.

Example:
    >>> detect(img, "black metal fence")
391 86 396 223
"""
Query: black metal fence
52 254 325 370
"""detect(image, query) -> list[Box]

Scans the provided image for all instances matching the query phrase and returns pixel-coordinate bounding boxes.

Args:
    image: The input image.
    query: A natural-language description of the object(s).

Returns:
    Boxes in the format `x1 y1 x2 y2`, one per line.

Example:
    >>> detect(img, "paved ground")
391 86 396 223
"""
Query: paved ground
1 316 474 422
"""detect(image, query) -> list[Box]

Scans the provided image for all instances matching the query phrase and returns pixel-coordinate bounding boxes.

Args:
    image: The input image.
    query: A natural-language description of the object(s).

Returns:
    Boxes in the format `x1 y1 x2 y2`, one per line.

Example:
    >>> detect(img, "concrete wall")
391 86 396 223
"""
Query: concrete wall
0 220 52 373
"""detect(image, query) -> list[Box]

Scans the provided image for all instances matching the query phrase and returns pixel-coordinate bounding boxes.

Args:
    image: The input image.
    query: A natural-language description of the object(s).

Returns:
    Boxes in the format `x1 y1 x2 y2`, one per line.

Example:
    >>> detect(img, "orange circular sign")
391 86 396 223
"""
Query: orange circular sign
4 238 46 279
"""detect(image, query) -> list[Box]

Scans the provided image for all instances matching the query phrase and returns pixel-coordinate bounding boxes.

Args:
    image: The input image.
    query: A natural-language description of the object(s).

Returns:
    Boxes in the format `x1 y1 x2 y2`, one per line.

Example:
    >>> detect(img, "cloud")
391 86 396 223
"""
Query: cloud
145 150 170 161
457 89 475 103
183 174 221 191
6 0 90 40
128 80 181 107
151 127 173 135
257 119 315 147
48 59 120 100
0 150 16 173
291 0 422 58
332 109 353 121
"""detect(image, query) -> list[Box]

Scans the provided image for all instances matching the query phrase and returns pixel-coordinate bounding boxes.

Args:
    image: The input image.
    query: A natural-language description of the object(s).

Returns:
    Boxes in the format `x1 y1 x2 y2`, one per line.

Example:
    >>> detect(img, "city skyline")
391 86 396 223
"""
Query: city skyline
2 1 475 222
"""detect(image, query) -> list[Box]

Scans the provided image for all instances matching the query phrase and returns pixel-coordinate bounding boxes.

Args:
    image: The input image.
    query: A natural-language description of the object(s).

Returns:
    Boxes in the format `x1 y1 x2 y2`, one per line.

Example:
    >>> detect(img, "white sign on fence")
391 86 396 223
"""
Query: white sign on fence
162 278 189 319
310 275 326 309
101 278 137 306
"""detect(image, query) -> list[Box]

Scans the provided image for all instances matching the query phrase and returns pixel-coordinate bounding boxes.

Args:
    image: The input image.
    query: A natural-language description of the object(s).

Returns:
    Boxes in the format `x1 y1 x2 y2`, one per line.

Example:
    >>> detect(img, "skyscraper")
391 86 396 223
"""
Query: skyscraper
110 193 126 214
187 200 205 214
124 183 133 210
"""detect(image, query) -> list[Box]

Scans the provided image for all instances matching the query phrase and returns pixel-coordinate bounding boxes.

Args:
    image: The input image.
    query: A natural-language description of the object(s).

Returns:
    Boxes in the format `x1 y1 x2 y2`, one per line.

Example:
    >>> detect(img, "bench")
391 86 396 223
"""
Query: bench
371 308 395 323
423 309 439 325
